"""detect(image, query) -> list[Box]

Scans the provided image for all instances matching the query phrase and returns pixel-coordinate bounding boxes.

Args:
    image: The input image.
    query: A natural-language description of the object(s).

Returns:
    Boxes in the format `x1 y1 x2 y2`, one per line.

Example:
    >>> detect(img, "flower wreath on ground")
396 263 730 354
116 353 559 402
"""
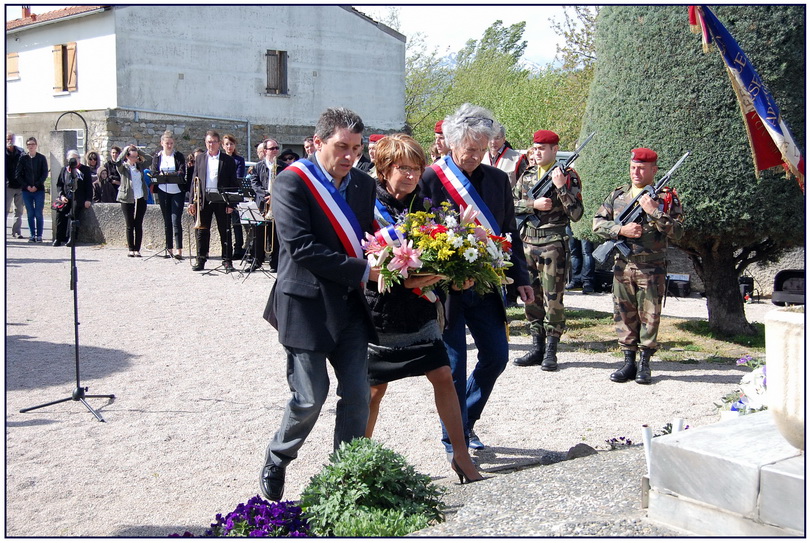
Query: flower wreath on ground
362 199 513 296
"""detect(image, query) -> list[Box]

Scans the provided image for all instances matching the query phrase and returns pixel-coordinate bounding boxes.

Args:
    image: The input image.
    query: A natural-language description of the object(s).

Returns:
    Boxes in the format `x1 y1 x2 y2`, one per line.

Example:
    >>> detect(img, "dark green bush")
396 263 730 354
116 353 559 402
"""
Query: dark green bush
300 437 445 537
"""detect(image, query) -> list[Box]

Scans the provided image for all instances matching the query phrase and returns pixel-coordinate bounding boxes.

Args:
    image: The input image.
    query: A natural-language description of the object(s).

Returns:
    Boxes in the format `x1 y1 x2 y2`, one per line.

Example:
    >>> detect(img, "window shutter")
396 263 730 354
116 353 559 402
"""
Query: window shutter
7 52 19 79
66 42 78 91
266 50 279 94
278 50 288 95
266 50 288 95
53 44 65 92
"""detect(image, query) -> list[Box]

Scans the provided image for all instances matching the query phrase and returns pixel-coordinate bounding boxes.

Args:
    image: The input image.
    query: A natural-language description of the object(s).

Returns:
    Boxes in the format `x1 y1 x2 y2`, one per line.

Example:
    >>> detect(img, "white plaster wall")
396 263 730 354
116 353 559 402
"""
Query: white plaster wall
112 5 405 128
6 10 118 113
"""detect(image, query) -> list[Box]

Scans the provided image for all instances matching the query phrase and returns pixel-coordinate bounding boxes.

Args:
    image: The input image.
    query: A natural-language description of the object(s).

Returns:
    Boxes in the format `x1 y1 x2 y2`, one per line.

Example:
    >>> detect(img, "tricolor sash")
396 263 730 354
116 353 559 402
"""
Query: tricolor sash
287 159 364 259
430 155 500 235
372 199 395 230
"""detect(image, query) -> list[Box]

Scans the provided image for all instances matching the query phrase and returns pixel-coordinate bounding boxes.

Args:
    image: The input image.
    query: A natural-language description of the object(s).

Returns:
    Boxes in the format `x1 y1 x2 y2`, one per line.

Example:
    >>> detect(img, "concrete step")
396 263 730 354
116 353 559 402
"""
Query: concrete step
648 411 804 536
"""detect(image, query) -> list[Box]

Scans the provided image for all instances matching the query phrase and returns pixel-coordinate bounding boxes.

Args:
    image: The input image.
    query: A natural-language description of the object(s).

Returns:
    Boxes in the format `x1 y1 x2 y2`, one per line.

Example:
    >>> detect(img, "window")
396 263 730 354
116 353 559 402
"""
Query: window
265 49 287 95
53 42 78 92
7 52 19 80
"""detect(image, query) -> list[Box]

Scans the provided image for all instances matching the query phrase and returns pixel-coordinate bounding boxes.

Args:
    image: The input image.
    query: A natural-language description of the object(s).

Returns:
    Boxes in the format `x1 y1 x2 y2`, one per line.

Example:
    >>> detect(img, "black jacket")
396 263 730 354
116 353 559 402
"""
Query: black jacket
15 152 48 191
364 185 438 334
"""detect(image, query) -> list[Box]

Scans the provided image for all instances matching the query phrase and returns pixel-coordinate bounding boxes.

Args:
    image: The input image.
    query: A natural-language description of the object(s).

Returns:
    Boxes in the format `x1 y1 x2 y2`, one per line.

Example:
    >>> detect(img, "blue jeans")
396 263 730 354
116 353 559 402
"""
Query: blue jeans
22 190 45 238
441 290 509 452
266 315 370 467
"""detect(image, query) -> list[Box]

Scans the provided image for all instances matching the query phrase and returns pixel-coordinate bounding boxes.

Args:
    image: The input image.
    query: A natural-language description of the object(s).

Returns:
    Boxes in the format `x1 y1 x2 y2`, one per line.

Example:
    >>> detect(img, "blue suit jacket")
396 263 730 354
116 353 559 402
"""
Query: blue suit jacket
264 157 378 351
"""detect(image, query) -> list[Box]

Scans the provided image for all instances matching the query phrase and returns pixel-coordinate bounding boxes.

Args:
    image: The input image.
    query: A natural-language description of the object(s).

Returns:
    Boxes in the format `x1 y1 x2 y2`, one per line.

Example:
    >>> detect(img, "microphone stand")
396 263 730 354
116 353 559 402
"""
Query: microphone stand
20 168 115 422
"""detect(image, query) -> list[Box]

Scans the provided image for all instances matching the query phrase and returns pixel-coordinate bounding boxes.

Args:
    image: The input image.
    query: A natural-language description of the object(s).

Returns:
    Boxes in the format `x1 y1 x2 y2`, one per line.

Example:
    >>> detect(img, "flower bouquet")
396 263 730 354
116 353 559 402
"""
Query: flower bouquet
363 199 513 295
714 355 767 416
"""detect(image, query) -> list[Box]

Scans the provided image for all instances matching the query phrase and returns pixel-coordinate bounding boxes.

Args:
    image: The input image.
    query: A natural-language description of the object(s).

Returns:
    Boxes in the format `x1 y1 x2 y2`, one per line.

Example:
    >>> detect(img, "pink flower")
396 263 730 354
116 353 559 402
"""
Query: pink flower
362 232 385 254
387 239 422 278
473 226 488 241
461 205 479 225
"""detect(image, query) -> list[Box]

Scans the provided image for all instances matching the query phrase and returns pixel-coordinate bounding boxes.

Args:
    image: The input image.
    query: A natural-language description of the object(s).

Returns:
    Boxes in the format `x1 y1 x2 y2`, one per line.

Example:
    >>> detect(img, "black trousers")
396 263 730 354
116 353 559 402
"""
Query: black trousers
156 189 185 249
121 198 148 251
54 200 85 243
195 200 231 262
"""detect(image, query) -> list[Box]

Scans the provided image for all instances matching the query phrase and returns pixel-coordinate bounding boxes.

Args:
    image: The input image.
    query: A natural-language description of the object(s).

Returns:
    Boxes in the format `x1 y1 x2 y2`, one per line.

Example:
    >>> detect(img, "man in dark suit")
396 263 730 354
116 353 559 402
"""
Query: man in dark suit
188 130 239 272
419 103 534 455
53 149 94 246
250 138 282 272
259 107 379 502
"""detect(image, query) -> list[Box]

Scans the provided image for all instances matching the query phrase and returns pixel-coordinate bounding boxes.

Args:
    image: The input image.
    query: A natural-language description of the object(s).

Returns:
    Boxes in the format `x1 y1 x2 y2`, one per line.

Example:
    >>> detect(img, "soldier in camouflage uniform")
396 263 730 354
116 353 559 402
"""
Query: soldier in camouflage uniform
512 130 584 371
592 147 683 384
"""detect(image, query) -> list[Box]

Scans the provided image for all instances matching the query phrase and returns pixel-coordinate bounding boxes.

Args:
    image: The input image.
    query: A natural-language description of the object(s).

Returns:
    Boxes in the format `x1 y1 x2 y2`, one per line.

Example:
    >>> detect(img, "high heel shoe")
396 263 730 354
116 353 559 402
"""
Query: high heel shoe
451 459 485 484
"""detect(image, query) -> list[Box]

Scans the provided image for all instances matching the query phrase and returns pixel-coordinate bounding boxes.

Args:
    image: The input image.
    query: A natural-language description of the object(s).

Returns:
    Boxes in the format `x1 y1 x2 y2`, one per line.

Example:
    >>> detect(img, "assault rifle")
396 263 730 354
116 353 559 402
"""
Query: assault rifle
592 151 690 265
516 131 596 231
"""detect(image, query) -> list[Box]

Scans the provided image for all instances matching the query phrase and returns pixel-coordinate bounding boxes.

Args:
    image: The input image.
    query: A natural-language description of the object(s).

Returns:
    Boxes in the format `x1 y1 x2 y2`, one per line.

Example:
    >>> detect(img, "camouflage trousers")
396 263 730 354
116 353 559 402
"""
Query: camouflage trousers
523 239 568 337
612 258 667 352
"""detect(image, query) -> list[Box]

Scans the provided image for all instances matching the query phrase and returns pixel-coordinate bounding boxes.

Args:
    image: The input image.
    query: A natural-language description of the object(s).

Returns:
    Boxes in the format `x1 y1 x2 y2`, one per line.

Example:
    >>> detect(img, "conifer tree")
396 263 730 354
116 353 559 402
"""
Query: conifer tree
576 5 805 335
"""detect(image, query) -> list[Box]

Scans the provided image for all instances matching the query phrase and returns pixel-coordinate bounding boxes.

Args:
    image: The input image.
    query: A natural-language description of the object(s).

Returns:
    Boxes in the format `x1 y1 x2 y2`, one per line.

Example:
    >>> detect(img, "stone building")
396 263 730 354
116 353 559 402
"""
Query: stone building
6 5 406 161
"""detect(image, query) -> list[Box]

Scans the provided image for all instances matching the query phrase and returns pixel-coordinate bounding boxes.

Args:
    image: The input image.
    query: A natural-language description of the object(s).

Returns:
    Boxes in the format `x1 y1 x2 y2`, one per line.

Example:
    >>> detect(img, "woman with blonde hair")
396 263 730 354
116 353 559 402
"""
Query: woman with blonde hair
151 131 187 259
364 133 483 484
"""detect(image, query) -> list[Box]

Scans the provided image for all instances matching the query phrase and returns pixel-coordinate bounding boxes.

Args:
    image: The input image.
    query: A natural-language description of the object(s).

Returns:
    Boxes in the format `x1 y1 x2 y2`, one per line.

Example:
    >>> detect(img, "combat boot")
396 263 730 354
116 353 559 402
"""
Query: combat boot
541 336 559 371
513 332 545 367
635 349 653 384
610 350 637 382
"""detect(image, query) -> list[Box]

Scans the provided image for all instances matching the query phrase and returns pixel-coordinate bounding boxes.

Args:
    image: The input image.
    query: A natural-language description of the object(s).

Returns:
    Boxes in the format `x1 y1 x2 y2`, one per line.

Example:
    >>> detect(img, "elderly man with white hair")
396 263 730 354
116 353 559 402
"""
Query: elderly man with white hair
53 149 94 246
419 103 534 455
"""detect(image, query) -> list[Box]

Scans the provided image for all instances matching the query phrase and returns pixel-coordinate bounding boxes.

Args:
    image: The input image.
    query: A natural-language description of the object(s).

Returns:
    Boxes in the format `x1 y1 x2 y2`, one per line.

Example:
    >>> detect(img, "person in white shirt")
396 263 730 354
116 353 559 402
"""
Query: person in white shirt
151 131 187 259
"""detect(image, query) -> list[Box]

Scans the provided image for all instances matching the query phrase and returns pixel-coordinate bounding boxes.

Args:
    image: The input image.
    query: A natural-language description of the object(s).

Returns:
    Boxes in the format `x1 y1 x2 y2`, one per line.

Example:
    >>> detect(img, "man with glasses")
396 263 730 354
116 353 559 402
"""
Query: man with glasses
512 130 584 371
188 130 239 272
250 138 284 272
278 149 300 169
419 103 534 454
6 133 25 239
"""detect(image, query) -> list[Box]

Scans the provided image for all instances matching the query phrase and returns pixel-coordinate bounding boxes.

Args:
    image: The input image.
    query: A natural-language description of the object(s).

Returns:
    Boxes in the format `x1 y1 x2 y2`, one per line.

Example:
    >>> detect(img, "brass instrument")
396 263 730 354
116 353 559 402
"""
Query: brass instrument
192 175 206 229
263 161 277 221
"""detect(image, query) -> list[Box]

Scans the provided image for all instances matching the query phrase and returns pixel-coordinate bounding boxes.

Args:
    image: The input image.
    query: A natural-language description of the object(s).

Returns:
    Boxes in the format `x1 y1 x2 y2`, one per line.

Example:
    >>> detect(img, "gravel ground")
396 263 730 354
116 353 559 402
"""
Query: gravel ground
4 239 775 537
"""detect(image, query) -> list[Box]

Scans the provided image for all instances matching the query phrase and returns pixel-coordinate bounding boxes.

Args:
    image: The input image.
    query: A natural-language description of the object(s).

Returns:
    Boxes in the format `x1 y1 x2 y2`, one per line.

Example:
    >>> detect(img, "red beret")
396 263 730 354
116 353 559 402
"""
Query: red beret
368 134 385 143
434 120 444 134
533 130 559 145
631 148 658 162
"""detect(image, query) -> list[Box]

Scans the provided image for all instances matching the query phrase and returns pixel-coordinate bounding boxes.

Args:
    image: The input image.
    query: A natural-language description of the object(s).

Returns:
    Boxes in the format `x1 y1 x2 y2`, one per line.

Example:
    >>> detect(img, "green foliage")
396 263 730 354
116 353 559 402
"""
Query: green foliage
575 5 804 247
551 6 600 70
300 438 445 537
405 18 594 153
457 20 527 67
575 5 804 334
405 33 455 144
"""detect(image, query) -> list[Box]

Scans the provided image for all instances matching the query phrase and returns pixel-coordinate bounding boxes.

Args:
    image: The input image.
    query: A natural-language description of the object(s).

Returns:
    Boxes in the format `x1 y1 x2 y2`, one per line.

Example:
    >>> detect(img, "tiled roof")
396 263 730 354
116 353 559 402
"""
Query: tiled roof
6 6 107 31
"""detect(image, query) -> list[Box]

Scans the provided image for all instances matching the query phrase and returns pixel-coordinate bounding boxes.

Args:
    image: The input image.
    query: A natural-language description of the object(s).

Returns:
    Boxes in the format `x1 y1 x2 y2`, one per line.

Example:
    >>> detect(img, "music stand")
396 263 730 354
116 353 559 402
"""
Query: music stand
237 202 272 281
21 174 115 422
145 172 186 263
240 177 256 200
